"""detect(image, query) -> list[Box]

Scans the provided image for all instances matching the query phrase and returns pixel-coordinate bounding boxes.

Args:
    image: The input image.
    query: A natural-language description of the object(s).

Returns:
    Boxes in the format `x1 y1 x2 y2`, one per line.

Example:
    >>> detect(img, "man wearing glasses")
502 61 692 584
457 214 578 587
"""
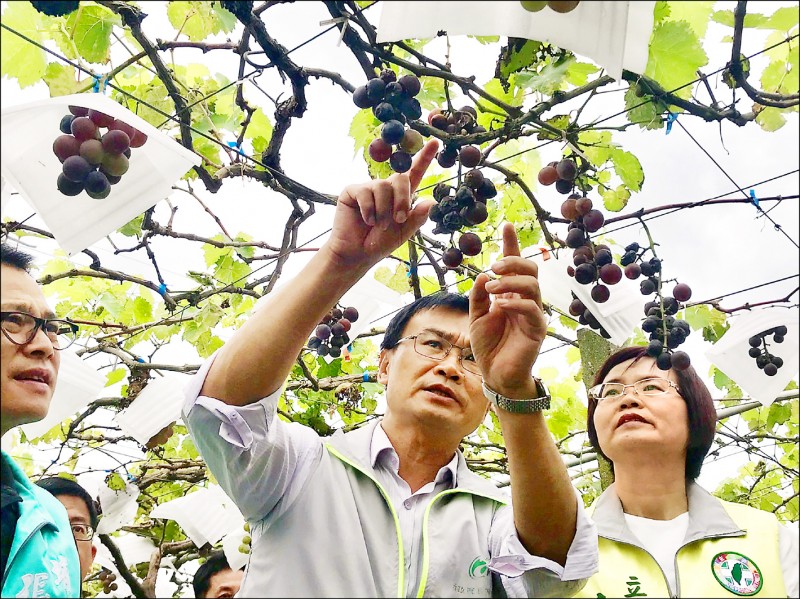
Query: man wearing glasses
1 243 81 597
184 142 597 596
37 477 99 591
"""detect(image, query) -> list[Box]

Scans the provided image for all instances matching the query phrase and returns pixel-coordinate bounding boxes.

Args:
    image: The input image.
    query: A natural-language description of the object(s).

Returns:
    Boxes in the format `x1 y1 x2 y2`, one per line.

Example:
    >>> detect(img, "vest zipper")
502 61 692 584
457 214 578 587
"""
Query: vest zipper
672 530 745 597
325 445 406 598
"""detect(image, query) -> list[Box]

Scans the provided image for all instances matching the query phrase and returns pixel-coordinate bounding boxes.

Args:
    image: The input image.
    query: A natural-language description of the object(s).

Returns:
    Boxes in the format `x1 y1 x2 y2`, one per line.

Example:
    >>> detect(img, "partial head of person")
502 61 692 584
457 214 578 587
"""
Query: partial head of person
378 292 489 440
586 345 717 480
1 243 78 438
35 476 99 582
193 551 244 598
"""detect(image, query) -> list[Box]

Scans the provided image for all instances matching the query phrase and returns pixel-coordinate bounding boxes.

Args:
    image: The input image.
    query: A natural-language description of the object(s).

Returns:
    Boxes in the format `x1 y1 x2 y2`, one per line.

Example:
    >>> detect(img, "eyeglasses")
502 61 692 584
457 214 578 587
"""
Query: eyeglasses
71 523 94 541
0 311 79 350
588 377 681 402
396 330 481 375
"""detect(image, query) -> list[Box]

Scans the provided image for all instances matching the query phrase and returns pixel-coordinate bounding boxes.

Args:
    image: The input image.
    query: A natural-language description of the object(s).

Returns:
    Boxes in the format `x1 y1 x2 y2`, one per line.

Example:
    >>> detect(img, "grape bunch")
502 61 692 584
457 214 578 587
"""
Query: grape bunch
568 294 611 339
52 106 148 200
748 326 787 376
308 305 359 358
520 1 581 13
353 69 424 174
427 105 486 169
97 568 119 593
538 157 585 195
560 194 620 302
429 170 495 269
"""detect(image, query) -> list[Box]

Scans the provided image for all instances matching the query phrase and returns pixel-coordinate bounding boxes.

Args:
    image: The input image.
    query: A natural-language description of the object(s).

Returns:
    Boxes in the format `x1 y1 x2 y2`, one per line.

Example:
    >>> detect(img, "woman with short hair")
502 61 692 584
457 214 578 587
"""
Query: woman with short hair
578 345 798 598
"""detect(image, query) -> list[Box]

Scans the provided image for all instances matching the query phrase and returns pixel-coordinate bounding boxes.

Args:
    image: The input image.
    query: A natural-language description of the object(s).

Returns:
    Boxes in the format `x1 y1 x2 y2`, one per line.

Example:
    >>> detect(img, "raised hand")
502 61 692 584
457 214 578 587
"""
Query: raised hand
469 223 548 395
325 139 439 269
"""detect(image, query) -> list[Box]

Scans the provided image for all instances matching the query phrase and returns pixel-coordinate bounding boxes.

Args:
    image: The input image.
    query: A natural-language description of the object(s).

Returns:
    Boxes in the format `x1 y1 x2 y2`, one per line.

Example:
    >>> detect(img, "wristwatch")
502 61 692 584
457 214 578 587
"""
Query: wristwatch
482 379 551 413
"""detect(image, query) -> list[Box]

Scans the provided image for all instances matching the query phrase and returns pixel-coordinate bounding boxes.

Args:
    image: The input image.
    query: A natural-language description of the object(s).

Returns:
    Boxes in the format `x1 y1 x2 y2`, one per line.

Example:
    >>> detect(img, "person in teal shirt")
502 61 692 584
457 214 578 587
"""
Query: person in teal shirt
1 243 81 597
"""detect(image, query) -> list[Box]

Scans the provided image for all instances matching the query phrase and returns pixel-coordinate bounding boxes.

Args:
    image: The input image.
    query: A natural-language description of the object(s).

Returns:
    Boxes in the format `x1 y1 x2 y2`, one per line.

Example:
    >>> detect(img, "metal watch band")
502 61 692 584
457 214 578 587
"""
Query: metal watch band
482 380 551 413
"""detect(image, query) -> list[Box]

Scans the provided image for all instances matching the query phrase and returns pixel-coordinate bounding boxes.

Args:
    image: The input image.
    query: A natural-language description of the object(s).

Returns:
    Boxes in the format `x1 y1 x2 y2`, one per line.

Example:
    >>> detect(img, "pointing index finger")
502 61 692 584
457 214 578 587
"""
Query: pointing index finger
408 139 439 193
502 222 521 258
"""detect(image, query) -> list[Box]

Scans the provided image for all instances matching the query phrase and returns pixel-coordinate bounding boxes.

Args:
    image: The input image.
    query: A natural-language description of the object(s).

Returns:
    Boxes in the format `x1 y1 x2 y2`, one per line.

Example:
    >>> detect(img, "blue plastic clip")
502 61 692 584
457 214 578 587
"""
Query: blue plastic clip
158 283 168 295
749 189 759 208
135 357 145 363
665 112 678 135
226 141 245 156
362 371 370 382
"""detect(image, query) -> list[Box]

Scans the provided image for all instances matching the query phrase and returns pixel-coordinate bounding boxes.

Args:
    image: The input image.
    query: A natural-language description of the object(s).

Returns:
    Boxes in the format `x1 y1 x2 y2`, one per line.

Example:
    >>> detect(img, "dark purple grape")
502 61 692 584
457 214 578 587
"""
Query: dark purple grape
380 69 397 84
399 97 422 120
381 120 405 145
308 337 322 350
656 352 672 370
772 356 784 368
774 335 785 343
671 351 691 371
56 173 84 196
594 249 613 267
338 318 351 332
430 113 448 130
102 130 130 155
464 169 484 190
555 179 573 194
316 324 331 340
317 344 330 356
437 149 458 168
70 117 97 142
368 138 392 162
566 228 586 248
59 114 75 134
591 284 610 303
575 197 593 216
353 86 372 108
748 336 762 348
574 263 596 285
640 279 656 295
53 135 81 163
561 198 579 220
68 105 89 117
646 339 663 357
366 78 386 102
459 146 481 168
331 322 345 336
475 179 497 201
329 346 342 358
642 317 658 333
62 156 92 182
556 159 577 181
775 325 788 336
343 306 359 322
389 151 412 173
85 173 111 199
663 297 679 315
764 363 778 376
748 347 761 358
458 232 482 256
398 74 421 97
88 109 115 128
569 298 585 317
106 173 122 185
599 264 622 285
673 283 692 302
442 247 463 268
624 263 641 280
463 204 489 227
374 102 395 122
330 335 346 348
583 209 605 233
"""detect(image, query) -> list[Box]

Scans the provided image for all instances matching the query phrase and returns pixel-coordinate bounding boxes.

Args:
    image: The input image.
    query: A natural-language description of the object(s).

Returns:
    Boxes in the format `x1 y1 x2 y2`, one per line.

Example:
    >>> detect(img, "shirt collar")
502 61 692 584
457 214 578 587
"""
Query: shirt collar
370 423 459 487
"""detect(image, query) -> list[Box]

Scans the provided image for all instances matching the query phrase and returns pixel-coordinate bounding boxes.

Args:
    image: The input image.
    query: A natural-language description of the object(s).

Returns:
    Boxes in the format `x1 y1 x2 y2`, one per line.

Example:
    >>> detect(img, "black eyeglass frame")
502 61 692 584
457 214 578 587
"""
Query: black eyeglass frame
0 311 79 350
394 332 482 376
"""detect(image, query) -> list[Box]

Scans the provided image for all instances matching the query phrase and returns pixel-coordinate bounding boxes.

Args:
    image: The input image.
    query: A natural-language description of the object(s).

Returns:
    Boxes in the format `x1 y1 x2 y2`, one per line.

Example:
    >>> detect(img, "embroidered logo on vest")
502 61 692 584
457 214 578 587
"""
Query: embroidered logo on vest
711 552 763 596
468 556 488 578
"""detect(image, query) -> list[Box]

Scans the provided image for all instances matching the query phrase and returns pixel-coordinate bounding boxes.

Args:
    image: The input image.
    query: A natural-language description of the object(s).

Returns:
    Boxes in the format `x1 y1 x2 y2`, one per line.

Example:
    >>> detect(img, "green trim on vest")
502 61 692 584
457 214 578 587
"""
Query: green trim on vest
325 443 406 598
578 500 786 598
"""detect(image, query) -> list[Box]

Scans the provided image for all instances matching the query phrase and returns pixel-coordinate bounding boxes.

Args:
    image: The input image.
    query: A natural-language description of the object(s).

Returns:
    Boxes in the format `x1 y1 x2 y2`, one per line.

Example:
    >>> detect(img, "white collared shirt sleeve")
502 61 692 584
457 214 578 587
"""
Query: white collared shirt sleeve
182 353 322 522
487 488 598 597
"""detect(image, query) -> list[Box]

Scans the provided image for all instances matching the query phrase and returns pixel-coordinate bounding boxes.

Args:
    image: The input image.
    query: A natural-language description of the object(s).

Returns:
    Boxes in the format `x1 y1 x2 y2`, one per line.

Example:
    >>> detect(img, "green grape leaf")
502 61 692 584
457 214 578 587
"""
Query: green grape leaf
105 368 127 387
610 149 644 191
711 9 768 29
66 4 120 64
106 472 127 492
167 1 234 42
132 296 153 323
43 62 81 97
578 130 615 166
653 1 670 24
645 21 708 100
564 62 599 87
755 106 787 132
118 215 144 238
0 2 46 88
245 109 273 155
374 263 411 294
214 253 251 285
667 2 715 40
498 39 543 83
623 86 665 130
602 185 630 212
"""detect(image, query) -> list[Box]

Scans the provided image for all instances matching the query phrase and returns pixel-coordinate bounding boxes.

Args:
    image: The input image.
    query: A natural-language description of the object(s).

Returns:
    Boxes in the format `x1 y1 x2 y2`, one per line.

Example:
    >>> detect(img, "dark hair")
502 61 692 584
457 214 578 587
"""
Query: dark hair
36 476 99 528
193 551 237 598
381 292 469 350
586 346 717 480
0 243 34 272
